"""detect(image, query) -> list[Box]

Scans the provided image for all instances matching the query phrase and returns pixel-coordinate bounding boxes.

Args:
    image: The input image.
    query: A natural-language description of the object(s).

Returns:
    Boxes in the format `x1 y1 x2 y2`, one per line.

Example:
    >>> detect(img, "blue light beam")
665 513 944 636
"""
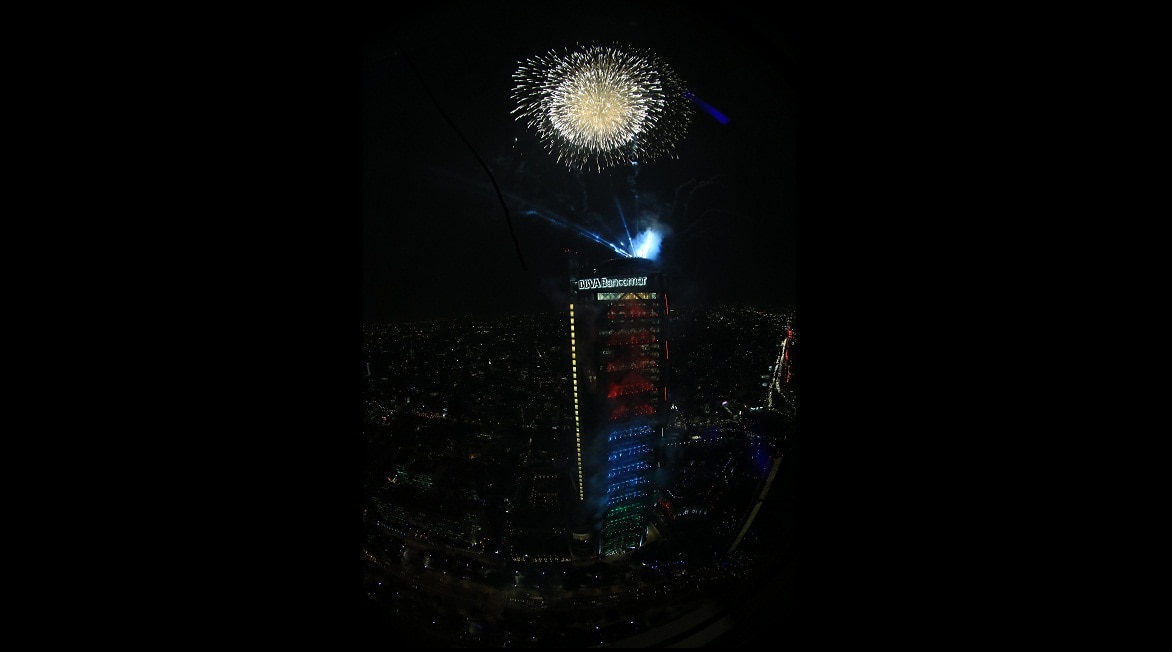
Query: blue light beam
683 91 729 125
523 209 664 261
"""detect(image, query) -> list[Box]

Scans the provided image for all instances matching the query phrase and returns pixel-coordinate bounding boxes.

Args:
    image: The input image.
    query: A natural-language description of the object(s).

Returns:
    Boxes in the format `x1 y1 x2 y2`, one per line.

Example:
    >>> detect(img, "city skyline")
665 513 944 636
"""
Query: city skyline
362 302 795 646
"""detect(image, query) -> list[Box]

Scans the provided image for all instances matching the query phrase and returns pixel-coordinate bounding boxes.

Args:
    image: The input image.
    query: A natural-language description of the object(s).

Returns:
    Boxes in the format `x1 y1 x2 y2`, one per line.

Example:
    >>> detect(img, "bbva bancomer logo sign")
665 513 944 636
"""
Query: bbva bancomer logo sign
577 276 649 290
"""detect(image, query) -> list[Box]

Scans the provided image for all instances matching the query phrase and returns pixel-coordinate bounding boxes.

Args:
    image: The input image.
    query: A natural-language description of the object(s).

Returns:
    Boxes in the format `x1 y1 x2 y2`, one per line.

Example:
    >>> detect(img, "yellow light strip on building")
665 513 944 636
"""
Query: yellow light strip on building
569 303 584 501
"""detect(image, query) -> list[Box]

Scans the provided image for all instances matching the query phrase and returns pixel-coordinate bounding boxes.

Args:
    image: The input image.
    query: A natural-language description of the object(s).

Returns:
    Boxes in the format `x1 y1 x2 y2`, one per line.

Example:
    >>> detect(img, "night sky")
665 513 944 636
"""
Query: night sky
363 2 795 324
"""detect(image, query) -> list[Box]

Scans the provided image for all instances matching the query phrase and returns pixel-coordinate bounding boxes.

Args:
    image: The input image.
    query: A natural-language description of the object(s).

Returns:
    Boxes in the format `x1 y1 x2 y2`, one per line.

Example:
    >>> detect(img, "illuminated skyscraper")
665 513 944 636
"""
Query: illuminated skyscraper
567 257 669 559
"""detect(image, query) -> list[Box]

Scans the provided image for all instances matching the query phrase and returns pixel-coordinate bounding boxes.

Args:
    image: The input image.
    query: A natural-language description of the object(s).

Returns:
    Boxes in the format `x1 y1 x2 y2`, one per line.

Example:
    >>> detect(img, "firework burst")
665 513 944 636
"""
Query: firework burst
512 43 693 173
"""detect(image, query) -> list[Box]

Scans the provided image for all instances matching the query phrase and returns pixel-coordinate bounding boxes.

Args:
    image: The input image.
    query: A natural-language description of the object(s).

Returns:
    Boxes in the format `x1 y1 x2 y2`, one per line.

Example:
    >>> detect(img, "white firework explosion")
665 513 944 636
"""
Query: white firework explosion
512 43 693 172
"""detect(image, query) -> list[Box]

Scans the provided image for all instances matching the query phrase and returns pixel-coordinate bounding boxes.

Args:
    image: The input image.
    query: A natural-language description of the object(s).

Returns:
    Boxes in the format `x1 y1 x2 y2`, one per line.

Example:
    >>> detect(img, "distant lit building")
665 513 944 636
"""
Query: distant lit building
567 256 669 559
509 466 575 562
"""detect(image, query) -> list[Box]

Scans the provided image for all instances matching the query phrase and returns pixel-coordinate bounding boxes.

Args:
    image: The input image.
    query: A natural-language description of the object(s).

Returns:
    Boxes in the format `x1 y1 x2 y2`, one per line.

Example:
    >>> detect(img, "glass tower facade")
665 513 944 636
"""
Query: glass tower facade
568 257 668 559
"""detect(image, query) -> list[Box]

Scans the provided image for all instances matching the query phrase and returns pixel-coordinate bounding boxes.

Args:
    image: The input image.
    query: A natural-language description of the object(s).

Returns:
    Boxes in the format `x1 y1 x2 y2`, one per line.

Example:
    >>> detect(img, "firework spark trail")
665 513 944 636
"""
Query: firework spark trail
430 163 658 259
424 157 693 262
522 208 625 254
673 177 724 224
512 43 694 173
613 195 632 250
520 199 664 261
619 165 642 250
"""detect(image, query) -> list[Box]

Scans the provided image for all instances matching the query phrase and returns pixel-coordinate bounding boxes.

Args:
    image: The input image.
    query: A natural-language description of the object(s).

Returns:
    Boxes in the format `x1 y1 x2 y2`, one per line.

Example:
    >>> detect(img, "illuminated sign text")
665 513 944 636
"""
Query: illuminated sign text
577 276 648 290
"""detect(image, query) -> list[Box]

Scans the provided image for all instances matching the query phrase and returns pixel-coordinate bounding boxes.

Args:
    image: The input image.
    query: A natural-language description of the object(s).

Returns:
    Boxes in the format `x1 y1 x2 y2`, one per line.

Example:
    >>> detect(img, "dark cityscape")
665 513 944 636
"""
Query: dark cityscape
362 303 796 646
